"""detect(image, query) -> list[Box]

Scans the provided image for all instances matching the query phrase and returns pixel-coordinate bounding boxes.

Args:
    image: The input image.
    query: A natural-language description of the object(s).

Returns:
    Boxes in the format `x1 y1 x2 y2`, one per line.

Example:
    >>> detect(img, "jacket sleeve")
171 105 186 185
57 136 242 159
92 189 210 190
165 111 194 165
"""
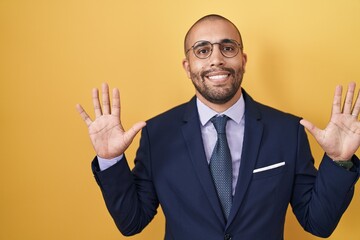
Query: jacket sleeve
91 125 159 236
290 124 359 238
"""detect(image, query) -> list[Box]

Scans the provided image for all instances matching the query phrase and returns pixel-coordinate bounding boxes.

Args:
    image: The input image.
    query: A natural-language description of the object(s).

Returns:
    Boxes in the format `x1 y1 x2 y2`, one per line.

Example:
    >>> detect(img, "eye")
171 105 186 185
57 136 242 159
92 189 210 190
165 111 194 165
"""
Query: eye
194 46 211 56
221 44 236 52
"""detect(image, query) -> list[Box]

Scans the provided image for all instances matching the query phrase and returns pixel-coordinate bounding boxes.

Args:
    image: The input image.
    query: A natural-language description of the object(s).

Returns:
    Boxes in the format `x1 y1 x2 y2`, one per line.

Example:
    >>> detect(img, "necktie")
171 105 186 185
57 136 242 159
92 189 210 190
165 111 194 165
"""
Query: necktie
210 115 233 219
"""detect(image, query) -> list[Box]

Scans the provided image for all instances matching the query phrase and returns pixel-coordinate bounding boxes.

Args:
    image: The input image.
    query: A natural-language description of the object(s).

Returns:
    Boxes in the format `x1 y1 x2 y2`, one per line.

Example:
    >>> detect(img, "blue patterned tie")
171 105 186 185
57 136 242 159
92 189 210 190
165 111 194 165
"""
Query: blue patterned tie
210 115 232 219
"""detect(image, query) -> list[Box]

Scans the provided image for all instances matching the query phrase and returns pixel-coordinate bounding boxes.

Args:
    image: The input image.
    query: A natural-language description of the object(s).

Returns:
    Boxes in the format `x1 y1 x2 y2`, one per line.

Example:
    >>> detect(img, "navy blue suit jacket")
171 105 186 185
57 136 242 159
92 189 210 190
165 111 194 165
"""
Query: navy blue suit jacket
92 90 359 240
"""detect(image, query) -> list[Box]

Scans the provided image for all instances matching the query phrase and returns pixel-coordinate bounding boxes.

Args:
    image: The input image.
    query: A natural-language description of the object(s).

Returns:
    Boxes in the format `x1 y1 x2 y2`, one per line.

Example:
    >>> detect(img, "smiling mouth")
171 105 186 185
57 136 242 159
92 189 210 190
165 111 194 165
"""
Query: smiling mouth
206 74 230 81
204 73 231 84
201 67 235 83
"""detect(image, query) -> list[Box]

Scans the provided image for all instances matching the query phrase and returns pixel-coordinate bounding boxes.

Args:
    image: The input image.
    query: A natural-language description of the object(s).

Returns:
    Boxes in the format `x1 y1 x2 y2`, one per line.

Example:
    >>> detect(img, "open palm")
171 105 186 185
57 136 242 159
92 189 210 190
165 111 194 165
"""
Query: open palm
76 83 146 159
300 82 360 161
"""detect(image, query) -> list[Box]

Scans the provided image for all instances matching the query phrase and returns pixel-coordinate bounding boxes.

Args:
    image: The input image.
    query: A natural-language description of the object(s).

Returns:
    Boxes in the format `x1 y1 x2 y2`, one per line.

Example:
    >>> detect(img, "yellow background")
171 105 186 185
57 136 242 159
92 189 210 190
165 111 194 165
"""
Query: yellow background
0 0 359 239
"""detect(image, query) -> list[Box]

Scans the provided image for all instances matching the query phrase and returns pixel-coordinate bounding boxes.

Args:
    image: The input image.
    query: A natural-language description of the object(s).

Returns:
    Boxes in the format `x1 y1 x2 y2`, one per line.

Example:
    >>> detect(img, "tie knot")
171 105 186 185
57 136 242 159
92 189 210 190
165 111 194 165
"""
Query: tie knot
211 115 229 134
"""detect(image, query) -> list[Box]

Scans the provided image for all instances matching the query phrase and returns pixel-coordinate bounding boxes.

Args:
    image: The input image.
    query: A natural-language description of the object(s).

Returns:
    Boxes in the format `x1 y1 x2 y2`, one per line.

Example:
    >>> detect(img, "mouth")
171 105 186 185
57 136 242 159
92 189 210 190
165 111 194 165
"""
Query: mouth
204 71 231 83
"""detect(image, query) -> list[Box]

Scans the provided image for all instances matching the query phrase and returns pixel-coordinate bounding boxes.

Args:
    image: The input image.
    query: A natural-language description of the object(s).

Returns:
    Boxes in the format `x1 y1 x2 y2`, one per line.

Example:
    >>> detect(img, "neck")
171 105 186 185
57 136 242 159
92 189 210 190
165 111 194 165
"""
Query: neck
196 89 242 113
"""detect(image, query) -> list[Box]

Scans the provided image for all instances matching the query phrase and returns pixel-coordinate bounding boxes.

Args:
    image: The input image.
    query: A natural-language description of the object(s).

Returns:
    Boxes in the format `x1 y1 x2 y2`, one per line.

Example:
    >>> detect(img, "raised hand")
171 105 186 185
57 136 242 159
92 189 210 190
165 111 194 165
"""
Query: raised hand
300 82 360 161
76 83 146 159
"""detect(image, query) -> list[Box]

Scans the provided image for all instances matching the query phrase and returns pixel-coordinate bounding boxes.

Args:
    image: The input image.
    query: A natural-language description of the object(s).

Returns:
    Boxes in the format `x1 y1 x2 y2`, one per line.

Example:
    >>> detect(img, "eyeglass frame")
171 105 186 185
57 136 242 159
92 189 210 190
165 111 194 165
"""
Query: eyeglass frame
185 39 244 59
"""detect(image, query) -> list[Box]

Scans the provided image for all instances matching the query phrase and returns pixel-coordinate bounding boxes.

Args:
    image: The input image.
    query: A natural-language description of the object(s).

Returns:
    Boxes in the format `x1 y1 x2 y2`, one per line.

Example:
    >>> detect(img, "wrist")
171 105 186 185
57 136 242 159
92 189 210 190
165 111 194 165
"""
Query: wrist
333 160 354 170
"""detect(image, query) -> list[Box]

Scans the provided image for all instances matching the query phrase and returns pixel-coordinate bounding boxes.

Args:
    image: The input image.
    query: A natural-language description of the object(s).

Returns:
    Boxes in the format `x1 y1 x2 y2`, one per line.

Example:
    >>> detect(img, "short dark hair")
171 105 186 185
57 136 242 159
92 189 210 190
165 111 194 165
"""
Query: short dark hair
184 14 243 54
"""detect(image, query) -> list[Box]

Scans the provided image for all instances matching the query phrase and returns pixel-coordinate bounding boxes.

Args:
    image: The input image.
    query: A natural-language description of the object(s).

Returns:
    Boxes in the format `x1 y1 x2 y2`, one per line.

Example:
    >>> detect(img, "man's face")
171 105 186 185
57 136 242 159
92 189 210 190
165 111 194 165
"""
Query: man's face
183 19 247 106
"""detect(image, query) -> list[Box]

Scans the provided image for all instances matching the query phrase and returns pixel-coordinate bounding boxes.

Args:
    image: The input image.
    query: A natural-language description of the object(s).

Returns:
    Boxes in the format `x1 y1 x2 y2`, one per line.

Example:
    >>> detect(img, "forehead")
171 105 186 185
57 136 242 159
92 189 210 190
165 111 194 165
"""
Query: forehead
187 19 240 47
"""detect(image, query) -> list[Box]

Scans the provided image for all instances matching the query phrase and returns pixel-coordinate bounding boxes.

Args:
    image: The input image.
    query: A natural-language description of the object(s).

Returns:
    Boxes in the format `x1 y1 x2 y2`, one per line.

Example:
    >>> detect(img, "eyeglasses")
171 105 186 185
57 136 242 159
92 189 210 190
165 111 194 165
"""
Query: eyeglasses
186 39 243 59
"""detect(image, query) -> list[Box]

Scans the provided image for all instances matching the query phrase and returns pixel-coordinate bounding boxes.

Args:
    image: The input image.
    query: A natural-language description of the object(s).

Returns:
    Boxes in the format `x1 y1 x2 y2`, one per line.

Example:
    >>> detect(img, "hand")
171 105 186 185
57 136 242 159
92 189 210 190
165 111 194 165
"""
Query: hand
76 83 146 159
300 82 360 161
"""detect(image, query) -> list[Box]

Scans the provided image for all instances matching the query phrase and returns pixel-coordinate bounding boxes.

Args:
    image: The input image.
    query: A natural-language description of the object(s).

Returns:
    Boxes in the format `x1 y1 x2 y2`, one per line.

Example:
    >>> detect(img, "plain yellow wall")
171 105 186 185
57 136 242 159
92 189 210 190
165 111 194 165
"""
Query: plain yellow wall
0 0 359 239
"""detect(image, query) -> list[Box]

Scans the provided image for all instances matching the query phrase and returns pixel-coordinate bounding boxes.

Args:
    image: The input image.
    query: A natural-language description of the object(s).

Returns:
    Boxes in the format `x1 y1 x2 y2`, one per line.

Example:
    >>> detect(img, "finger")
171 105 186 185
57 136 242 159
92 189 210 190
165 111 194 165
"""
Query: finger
300 119 322 139
112 88 120 118
331 85 342 115
76 104 93 127
123 121 147 145
92 88 102 118
351 86 360 118
342 82 356 114
102 83 111 115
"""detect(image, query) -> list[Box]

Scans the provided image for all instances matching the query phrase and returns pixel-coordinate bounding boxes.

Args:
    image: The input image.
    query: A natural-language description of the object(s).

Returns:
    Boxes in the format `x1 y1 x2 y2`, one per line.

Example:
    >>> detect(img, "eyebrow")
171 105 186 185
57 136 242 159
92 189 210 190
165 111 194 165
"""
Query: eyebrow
220 39 236 43
194 39 236 46
193 41 210 47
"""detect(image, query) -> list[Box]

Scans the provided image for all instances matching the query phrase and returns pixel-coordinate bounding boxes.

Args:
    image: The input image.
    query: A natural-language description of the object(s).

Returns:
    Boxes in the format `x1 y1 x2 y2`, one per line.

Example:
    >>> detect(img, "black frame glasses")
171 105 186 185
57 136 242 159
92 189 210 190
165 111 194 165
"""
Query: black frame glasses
186 39 243 59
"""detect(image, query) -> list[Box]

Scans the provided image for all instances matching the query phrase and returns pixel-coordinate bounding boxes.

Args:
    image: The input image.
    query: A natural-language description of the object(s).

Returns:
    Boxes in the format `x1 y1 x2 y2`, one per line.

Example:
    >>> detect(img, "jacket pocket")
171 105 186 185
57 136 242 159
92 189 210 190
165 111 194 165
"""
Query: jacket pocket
252 162 286 180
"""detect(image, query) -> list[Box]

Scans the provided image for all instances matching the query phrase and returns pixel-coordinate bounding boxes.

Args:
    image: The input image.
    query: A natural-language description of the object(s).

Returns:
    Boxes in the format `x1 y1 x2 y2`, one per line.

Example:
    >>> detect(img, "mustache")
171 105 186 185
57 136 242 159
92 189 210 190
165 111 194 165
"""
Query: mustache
200 67 236 79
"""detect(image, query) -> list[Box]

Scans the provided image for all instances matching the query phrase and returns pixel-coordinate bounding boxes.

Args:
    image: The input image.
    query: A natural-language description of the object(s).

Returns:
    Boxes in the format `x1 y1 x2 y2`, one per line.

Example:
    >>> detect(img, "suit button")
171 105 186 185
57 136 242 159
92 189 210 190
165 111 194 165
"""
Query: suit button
224 234 232 240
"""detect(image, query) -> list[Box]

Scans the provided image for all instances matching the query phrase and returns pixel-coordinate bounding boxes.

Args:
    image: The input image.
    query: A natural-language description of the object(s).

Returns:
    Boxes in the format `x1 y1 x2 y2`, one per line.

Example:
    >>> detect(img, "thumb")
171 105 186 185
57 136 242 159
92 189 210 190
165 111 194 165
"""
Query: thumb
123 121 147 146
300 119 321 139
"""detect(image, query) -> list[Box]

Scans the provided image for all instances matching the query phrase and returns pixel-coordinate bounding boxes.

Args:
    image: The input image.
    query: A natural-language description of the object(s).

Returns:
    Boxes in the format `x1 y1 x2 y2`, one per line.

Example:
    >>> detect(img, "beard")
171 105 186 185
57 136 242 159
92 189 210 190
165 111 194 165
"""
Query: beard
190 66 244 104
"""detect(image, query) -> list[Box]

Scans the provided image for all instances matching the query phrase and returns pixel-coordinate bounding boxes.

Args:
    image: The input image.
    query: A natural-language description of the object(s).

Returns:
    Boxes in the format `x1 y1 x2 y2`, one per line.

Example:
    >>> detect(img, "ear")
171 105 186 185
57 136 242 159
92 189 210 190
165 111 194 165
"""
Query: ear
182 58 191 79
241 52 248 72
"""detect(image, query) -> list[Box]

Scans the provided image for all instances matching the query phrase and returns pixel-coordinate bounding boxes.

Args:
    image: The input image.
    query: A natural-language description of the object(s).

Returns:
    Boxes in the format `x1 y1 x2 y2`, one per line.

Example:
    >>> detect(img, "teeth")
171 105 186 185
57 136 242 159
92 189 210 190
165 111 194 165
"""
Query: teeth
208 74 228 80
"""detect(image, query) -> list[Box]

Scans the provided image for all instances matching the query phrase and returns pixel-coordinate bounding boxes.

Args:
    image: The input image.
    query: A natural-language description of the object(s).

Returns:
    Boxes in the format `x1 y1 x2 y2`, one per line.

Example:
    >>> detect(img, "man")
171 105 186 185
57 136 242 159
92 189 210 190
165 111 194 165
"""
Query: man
77 14 360 239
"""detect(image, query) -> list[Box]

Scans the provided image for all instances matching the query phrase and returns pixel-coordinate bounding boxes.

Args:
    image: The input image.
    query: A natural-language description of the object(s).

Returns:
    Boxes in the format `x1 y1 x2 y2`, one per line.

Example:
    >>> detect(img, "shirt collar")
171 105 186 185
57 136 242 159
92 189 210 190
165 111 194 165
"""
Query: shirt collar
197 94 245 126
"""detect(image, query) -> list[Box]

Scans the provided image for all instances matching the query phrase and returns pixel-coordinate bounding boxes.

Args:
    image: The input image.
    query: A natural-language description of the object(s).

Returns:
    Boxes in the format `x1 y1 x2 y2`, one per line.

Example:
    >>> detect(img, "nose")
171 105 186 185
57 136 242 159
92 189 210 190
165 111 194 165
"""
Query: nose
209 44 224 67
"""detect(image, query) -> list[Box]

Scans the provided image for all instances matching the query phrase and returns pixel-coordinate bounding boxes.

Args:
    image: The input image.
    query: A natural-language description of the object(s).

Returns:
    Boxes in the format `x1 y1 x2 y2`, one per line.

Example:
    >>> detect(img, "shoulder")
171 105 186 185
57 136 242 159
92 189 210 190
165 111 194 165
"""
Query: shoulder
243 90 302 130
257 101 300 122
244 90 300 120
145 97 196 128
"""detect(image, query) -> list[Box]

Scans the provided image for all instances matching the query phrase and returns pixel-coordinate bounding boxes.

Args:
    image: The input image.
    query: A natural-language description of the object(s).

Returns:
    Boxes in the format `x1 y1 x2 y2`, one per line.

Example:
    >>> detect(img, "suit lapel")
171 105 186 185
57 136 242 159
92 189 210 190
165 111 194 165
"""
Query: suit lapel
181 97 226 225
227 91 264 227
